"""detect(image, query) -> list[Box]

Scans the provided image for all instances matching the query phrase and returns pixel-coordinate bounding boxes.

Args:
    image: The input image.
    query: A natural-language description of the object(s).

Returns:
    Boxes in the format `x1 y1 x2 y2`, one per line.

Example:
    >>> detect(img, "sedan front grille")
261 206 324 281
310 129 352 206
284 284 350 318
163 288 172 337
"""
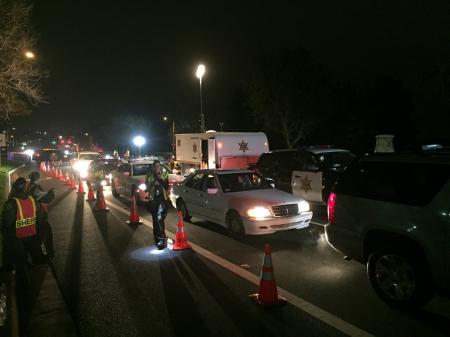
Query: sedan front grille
272 204 299 217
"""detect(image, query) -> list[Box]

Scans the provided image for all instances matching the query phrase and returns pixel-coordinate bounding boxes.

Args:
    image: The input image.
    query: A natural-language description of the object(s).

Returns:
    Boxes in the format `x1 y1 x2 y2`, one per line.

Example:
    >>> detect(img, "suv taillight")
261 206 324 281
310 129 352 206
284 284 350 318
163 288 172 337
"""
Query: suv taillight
327 192 336 224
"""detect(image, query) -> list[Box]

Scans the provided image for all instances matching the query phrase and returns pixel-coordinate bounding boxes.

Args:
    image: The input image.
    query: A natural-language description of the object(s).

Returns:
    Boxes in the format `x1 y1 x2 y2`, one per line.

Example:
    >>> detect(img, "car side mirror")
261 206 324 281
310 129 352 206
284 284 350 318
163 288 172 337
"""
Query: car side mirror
265 178 275 189
207 188 218 195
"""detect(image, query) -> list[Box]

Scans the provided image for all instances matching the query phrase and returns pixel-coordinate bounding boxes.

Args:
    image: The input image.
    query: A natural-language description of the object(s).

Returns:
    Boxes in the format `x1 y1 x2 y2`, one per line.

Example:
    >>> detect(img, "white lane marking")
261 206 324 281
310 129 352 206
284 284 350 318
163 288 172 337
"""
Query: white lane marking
105 199 374 337
311 221 327 226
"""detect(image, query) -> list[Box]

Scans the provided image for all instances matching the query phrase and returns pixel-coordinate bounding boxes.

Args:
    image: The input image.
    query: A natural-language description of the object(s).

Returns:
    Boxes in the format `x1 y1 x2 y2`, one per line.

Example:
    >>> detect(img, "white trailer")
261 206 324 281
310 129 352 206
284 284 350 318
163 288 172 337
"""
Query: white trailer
175 132 269 175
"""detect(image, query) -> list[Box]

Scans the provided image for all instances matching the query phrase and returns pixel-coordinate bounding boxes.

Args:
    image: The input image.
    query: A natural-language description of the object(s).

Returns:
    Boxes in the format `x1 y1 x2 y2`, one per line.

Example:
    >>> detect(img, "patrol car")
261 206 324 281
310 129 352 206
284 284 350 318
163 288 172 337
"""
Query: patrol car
254 147 356 204
111 158 182 203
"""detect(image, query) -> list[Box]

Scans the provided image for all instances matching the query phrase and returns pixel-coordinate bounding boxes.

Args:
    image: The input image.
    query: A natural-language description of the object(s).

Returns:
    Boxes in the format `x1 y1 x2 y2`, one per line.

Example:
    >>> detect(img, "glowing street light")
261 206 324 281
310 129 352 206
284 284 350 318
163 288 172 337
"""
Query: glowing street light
196 64 206 132
133 135 146 157
24 51 35 59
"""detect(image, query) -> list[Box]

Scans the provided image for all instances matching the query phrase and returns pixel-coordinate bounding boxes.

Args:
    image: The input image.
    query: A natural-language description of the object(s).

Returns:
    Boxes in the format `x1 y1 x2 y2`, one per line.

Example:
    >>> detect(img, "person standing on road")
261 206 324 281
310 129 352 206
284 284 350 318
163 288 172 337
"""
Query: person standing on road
88 159 106 199
27 171 56 257
1 177 46 335
145 160 169 249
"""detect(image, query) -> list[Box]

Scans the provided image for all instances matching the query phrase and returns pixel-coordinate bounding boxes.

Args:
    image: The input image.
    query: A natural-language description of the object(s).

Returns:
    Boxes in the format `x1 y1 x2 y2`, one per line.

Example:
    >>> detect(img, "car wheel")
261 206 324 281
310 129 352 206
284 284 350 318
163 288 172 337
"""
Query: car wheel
177 199 191 222
111 181 119 198
226 211 245 239
367 247 435 309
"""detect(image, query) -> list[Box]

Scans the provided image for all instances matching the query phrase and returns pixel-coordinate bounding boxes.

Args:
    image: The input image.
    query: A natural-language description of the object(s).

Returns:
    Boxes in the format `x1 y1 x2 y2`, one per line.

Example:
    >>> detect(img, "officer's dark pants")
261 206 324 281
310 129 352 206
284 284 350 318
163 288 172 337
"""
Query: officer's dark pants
38 220 55 256
14 237 44 336
148 201 167 243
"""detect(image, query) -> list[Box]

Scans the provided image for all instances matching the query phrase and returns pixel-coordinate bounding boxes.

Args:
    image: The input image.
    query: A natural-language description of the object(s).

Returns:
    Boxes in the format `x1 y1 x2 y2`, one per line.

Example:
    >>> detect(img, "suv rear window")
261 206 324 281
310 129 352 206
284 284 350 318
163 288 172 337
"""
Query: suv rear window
335 161 449 206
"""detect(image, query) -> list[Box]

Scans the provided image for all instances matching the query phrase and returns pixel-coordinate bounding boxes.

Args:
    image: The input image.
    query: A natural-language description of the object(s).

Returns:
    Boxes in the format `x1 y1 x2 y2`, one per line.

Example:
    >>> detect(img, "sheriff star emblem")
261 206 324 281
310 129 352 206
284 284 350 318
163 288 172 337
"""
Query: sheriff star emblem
238 140 249 153
300 176 312 193
192 144 198 153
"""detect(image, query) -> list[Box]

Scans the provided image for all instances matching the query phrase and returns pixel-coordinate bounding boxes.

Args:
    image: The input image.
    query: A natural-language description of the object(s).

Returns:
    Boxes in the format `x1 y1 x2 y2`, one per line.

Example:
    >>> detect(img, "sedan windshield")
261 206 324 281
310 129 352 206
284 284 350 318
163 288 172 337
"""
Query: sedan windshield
132 163 171 176
218 172 271 193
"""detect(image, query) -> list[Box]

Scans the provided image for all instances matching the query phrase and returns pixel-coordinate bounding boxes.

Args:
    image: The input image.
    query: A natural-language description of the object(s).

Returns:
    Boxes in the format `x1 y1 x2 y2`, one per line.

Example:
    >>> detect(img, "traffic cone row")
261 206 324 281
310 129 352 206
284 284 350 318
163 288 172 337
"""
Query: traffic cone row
70 175 77 189
86 181 96 201
172 211 191 250
77 179 85 194
126 195 142 225
65 172 71 185
249 244 286 306
58 169 65 181
94 185 108 211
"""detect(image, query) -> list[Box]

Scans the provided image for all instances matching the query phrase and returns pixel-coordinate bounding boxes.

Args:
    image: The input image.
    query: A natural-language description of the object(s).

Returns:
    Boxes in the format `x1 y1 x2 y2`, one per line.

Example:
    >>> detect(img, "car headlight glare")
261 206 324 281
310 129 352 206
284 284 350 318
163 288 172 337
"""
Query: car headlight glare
298 200 310 213
101 180 107 186
247 207 271 219
138 183 147 191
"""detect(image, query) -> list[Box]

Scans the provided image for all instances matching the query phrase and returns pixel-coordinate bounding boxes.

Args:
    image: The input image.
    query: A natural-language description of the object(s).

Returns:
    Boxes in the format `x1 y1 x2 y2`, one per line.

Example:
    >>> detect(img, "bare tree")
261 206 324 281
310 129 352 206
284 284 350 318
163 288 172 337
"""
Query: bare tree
245 49 332 149
0 0 46 122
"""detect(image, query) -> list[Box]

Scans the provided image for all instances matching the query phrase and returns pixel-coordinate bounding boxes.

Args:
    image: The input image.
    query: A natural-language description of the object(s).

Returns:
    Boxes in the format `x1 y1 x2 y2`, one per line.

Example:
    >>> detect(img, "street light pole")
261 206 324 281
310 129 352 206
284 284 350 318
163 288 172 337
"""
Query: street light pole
196 64 206 132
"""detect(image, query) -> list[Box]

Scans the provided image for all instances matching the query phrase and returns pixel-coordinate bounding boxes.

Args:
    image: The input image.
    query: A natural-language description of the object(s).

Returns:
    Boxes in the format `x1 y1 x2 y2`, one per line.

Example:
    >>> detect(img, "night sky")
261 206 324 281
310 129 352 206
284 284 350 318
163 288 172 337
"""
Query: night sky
23 0 450 148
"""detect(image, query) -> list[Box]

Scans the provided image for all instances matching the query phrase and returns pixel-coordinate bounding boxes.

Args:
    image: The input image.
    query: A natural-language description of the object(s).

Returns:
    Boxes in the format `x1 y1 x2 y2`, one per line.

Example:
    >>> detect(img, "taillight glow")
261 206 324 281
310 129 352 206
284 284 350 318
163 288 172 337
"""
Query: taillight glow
327 192 336 224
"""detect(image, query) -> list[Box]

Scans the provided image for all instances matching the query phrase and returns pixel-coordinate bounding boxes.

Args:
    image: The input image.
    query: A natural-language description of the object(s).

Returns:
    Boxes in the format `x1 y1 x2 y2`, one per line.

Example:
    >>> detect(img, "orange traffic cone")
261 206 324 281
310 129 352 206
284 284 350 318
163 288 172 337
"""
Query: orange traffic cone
94 185 108 211
86 181 96 201
65 172 71 185
77 179 85 194
39 162 44 172
173 211 191 250
249 244 286 306
70 175 77 189
126 195 142 225
52 166 57 178
45 162 50 174
58 169 65 181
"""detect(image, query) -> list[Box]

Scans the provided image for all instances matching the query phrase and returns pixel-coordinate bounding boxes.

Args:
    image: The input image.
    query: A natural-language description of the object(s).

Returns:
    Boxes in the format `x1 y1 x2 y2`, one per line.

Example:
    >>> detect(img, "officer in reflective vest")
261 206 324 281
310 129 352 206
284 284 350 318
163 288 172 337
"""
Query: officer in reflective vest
88 159 105 199
145 160 169 249
27 171 56 257
1 177 45 334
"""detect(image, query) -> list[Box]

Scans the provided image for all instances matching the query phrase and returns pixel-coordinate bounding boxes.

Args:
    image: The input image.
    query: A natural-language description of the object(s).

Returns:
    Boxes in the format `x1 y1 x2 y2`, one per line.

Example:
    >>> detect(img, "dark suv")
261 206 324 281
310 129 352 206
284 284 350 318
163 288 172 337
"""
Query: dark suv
254 147 355 203
326 154 450 308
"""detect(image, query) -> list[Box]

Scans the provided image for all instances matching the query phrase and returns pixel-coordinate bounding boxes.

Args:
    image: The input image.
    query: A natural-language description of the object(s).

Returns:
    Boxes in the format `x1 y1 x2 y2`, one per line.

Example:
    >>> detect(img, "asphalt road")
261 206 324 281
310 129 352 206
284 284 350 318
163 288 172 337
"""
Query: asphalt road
19 166 450 337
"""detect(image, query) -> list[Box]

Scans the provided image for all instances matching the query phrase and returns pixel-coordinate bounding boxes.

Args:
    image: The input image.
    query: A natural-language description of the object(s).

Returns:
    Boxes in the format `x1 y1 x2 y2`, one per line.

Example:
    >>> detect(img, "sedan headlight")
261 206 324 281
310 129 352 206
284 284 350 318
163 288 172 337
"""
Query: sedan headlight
100 180 107 186
138 183 147 191
298 200 310 213
247 207 272 219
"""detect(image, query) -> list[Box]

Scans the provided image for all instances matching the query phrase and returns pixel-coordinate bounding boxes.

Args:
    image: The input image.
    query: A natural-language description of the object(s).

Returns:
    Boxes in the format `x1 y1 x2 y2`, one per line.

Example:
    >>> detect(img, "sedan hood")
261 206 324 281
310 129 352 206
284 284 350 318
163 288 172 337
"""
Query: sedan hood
230 188 304 207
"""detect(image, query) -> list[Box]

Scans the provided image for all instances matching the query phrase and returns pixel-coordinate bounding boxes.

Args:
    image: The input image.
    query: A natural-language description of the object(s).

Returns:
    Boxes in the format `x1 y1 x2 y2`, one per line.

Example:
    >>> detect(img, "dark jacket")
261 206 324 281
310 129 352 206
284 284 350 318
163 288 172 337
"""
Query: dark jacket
27 182 55 204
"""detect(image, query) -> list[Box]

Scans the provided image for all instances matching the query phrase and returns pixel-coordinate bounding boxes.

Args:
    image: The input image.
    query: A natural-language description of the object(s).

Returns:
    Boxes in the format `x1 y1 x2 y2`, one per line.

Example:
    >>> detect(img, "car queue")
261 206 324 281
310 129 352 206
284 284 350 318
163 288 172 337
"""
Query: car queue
67 135 450 310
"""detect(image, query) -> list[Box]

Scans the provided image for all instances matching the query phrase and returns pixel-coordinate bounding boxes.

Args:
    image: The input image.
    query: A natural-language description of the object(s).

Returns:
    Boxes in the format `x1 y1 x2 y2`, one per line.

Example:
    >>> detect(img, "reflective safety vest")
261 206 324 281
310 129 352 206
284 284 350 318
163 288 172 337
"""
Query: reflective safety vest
14 197 37 238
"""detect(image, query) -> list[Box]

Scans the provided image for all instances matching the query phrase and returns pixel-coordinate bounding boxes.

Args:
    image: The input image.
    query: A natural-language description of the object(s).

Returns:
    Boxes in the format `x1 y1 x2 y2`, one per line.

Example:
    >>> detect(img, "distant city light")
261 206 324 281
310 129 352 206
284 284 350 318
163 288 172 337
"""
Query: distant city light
24 149 34 157
163 116 168 121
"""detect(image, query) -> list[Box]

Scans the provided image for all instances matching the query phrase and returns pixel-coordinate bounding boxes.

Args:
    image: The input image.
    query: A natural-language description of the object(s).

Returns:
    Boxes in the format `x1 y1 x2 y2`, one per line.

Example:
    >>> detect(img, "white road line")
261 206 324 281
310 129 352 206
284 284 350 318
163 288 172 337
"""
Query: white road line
105 199 375 337
311 221 327 226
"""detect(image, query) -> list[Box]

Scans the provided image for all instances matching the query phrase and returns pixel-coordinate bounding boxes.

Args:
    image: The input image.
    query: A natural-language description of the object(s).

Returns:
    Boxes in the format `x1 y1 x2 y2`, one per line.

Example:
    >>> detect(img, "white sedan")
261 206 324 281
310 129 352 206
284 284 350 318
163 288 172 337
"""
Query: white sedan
170 169 313 237
111 159 182 203
71 151 104 179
